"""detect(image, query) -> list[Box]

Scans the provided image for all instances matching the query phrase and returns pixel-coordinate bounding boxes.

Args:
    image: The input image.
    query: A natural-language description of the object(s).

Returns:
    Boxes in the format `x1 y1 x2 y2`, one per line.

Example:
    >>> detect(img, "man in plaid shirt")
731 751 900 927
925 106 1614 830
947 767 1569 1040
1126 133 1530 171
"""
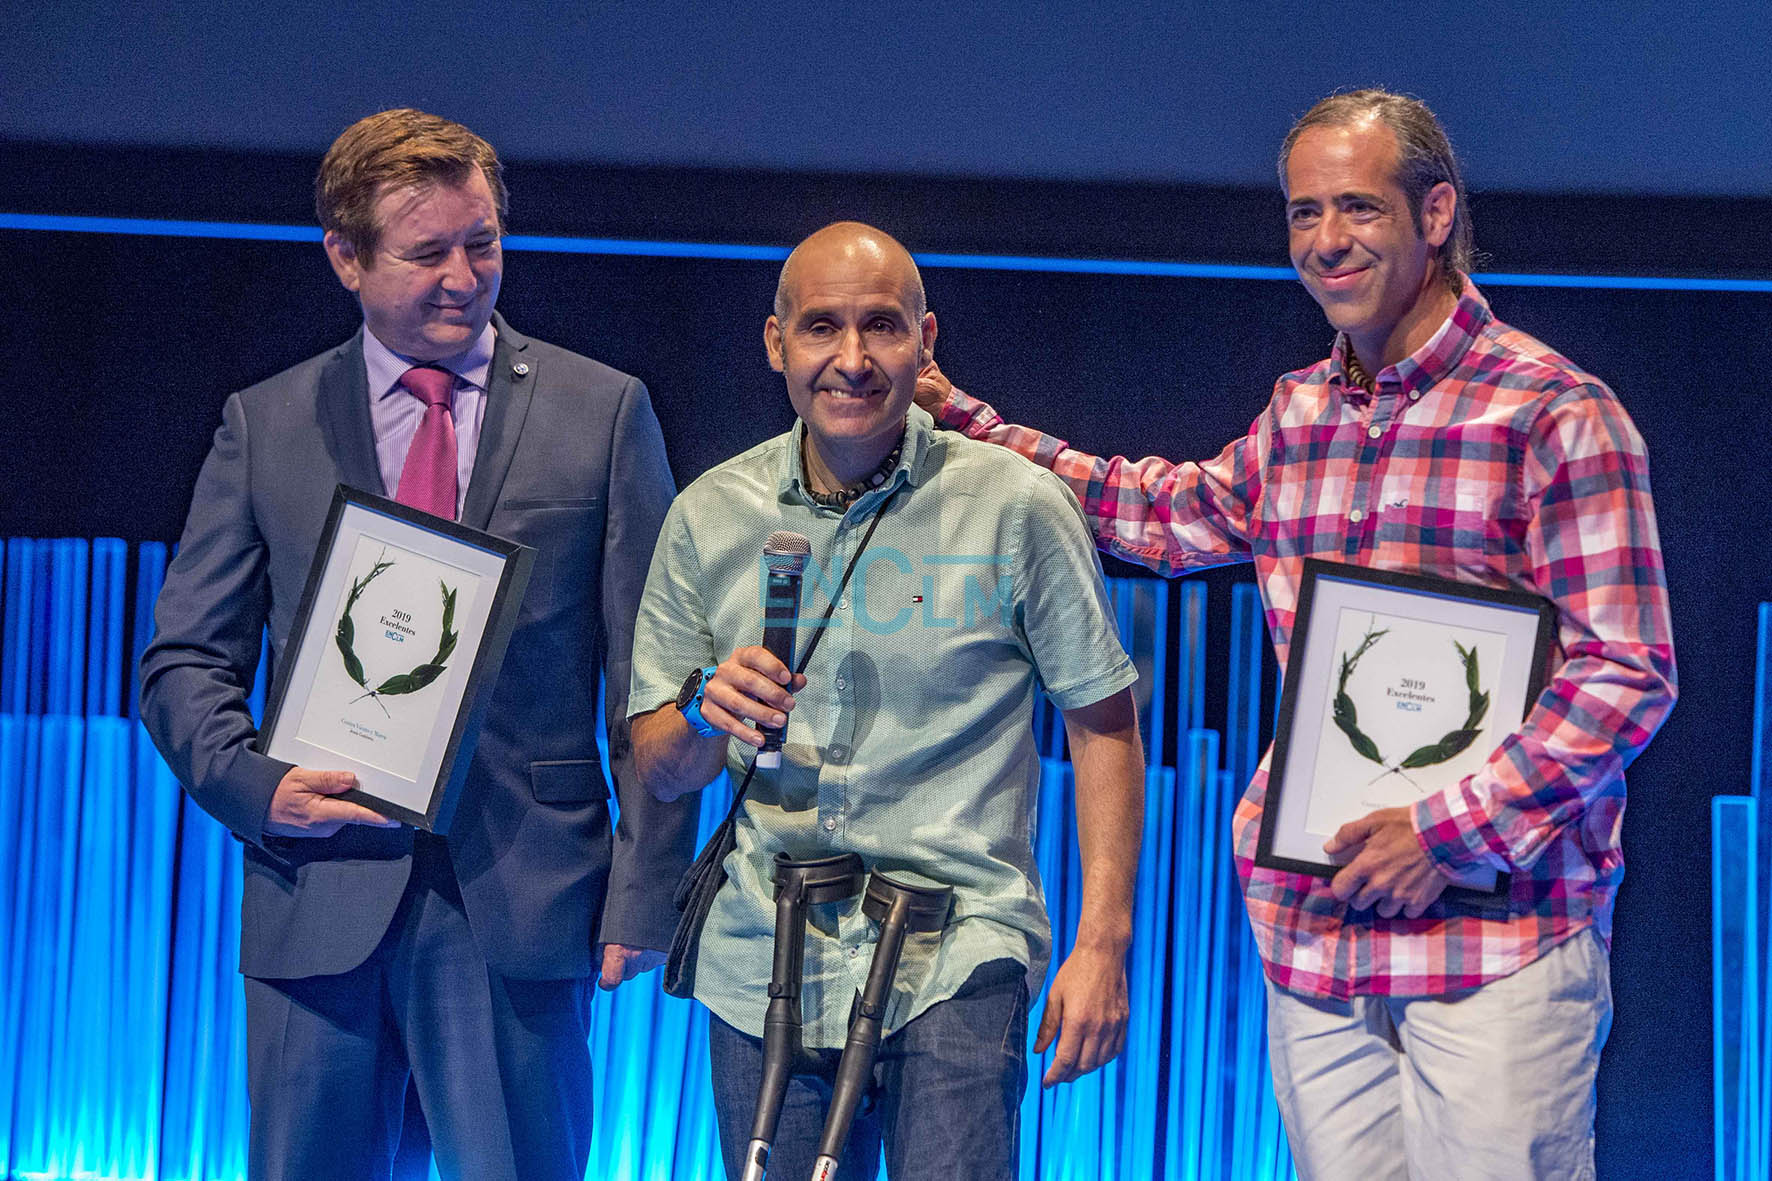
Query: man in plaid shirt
916 90 1676 1178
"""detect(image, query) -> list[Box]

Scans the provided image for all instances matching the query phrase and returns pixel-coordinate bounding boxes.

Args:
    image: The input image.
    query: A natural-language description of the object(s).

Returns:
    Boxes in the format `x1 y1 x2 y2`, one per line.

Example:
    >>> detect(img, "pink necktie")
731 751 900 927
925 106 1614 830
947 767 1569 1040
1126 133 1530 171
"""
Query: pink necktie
393 366 458 520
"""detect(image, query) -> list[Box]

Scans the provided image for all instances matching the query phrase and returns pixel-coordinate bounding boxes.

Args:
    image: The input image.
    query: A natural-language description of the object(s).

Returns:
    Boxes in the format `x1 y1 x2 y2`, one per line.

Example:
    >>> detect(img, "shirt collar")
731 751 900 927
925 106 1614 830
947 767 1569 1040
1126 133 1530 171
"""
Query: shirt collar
777 404 936 514
363 322 497 402
1328 278 1492 402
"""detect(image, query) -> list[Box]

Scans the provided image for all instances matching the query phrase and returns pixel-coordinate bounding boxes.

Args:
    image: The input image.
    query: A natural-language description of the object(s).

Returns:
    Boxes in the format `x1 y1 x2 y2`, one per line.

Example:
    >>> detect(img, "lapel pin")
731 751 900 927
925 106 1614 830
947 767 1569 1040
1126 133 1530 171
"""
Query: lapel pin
512 361 530 378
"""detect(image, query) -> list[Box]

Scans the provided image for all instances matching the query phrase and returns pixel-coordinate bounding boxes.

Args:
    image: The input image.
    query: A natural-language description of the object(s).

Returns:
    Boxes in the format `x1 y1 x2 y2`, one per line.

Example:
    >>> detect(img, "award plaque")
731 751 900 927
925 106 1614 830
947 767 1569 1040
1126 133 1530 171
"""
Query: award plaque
258 486 534 833
1255 559 1556 899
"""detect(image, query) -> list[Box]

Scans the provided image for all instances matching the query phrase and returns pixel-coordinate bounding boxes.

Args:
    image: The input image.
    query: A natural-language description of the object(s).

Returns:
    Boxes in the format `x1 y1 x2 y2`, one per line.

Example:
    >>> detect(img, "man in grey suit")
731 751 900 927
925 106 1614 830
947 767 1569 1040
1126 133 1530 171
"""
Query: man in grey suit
139 109 697 1180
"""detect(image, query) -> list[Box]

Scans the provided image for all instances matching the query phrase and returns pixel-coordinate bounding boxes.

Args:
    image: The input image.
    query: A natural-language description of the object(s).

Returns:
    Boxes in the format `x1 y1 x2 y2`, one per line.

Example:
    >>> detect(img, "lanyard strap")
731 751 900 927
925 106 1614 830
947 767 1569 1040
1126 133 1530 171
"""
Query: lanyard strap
721 484 904 818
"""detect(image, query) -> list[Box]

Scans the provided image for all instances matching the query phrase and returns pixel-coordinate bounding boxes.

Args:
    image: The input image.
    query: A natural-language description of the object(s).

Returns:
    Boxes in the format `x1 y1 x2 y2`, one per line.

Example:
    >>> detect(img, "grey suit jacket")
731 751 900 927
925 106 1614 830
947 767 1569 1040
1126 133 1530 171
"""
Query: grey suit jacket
140 314 697 980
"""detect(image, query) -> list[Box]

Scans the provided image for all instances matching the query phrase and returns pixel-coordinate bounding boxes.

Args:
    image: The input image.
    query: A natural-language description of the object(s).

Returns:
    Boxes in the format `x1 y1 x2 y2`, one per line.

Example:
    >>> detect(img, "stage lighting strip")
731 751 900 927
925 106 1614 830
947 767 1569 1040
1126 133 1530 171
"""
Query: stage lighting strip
4 210 1772 292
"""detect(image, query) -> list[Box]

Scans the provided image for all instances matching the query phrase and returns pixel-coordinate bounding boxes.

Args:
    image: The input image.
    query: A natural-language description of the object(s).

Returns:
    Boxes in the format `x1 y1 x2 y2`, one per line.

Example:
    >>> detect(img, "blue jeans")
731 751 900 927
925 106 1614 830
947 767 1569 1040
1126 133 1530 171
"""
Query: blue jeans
708 957 1029 1181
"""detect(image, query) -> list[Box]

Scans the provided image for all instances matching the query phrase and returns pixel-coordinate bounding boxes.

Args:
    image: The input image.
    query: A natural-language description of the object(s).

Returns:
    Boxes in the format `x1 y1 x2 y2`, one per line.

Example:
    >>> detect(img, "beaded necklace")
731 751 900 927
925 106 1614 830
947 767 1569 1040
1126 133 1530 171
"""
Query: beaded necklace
801 429 905 511
1343 349 1379 395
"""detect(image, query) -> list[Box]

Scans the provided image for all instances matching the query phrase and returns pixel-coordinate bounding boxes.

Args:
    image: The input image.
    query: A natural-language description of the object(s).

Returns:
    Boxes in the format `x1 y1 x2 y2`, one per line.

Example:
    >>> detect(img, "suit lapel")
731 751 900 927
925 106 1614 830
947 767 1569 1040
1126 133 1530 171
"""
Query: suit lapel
317 331 385 496
461 313 535 530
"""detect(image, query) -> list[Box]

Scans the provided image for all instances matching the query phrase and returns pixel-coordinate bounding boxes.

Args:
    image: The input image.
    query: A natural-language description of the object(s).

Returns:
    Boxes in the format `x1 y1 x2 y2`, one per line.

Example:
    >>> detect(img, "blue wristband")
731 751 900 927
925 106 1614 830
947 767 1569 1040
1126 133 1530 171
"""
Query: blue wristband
679 665 721 737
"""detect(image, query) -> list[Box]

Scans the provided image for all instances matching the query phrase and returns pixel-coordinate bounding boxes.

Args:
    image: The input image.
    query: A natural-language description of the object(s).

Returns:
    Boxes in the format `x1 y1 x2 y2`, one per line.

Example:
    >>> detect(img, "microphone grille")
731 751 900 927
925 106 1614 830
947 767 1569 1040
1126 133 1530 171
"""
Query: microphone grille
764 531 812 573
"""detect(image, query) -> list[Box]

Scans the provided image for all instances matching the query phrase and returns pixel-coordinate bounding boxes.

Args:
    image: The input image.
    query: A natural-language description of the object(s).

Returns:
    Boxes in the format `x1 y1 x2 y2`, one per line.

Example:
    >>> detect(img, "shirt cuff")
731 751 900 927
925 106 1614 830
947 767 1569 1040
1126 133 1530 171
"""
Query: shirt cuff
1044 658 1139 713
1411 779 1505 874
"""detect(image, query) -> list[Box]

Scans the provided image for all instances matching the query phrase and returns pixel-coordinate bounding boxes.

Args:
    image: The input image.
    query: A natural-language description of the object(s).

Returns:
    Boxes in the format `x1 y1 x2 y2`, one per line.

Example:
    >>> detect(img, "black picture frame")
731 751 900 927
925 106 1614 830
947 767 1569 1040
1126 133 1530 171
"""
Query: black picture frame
257 485 534 834
1255 558 1557 902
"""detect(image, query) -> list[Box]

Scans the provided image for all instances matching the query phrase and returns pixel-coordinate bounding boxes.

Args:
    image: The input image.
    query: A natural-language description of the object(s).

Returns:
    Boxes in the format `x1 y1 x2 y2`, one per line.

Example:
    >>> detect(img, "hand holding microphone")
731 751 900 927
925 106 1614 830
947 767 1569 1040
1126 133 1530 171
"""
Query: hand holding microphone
686 532 812 761
689 648 803 747
755 532 811 767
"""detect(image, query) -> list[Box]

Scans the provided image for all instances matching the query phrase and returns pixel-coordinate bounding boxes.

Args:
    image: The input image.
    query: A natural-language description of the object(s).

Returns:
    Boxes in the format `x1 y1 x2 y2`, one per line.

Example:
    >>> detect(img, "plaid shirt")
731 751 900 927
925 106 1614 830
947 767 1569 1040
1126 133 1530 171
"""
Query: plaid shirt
936 282 1676 998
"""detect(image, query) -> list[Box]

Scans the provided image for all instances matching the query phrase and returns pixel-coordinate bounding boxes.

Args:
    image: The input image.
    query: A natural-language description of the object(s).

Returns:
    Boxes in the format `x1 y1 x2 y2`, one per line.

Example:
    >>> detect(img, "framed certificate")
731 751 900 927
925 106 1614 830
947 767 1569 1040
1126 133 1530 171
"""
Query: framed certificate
258 485 534 833
1255 559 1556 900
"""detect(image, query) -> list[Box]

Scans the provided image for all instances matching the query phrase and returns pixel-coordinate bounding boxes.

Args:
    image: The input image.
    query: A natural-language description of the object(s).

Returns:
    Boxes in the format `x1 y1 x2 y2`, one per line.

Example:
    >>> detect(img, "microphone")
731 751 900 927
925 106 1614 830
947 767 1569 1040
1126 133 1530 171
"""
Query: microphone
756 531 810 769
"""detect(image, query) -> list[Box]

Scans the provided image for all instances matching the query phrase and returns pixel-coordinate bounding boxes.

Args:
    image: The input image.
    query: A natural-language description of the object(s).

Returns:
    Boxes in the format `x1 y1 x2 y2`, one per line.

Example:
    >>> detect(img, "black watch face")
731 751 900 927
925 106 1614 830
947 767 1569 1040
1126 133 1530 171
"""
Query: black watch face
676 668 706 710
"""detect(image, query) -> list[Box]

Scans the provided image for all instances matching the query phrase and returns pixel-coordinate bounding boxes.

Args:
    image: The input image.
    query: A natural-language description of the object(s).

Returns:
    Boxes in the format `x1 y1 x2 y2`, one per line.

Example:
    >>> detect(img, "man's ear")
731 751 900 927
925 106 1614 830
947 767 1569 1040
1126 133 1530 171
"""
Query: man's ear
919 311 938 365
322 230 364 293
1420 181 1456 250
764 315 785 373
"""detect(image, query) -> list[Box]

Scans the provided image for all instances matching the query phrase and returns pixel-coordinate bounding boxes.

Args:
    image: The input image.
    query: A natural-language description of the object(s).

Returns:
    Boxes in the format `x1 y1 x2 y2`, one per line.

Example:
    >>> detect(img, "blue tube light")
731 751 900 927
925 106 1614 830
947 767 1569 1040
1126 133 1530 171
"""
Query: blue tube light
5 211 1770 291
0 211 322 242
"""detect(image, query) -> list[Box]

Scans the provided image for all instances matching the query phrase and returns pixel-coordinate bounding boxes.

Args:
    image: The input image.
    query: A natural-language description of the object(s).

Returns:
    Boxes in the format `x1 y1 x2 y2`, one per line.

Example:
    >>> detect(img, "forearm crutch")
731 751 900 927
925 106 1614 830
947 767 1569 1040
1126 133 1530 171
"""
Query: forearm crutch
742 851 868 1181
809 871 954 1181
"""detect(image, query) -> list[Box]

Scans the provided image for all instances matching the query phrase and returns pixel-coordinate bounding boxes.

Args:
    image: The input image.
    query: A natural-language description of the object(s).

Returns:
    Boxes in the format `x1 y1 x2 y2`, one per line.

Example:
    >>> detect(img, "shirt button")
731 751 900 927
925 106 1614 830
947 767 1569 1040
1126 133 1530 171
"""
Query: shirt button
829 745 848 761
835 677 847 690
1349 508 1366 524
1367 425 1382 439
823 816 837 832
848 946 859 958
1409 390 1421 400
838 598 849 610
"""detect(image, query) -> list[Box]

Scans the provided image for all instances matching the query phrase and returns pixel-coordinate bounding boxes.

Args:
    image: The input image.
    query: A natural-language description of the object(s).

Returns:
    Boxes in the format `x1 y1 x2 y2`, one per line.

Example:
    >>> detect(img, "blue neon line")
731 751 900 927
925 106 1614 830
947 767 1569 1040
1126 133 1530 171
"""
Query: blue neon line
507 233 789 260
915 251 1296 280
5 210 1771 291
1478 270 1772 292
1755 603 1771 808
0 211 322 242
1712 794 1726 1181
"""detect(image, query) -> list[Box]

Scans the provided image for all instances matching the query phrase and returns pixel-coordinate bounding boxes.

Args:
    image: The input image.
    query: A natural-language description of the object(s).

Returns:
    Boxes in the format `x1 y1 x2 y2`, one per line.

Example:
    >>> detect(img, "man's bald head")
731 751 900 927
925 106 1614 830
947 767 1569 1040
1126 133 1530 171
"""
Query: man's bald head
764 220 937 491
773 221 927 327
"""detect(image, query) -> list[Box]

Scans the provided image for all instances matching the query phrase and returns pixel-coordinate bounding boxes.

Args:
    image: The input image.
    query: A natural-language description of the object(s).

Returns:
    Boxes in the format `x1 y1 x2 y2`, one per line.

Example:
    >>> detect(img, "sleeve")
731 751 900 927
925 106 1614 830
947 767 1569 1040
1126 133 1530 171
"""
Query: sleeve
593 377 702 951
936 383 1266 576
1012 468 1140 711
1413 384 1678 873
625 497 718 724
137 392 293 845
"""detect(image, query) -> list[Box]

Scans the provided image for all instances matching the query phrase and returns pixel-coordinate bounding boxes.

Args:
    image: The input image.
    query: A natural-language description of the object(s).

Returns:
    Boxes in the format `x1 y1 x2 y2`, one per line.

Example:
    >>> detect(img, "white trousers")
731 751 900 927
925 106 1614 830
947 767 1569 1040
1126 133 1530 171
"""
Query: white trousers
1265 929 1612 1181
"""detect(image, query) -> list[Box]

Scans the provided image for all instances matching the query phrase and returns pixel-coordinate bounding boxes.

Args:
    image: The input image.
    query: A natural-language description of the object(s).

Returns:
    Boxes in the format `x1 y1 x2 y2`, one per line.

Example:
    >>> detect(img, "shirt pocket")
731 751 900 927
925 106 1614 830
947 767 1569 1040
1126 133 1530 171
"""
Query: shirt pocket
1375 476 1512 579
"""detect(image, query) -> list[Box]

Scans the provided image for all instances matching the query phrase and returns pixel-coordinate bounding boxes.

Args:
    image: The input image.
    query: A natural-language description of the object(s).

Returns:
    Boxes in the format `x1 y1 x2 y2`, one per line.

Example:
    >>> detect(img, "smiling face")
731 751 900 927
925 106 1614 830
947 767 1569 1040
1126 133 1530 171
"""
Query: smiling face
765 225 936 490
323 169 503 361
1285 119 1457 371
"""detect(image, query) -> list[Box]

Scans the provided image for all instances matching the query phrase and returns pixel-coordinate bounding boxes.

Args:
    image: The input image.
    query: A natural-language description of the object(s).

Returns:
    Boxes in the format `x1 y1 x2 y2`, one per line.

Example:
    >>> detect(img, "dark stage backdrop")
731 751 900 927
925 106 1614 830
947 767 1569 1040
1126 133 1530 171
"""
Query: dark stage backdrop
4 149 1769 1177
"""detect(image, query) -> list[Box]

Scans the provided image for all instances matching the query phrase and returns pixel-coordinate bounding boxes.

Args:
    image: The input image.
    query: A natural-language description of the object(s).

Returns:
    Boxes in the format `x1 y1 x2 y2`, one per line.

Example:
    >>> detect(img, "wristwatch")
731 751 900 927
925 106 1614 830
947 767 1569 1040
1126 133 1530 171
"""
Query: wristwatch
676 665 721 737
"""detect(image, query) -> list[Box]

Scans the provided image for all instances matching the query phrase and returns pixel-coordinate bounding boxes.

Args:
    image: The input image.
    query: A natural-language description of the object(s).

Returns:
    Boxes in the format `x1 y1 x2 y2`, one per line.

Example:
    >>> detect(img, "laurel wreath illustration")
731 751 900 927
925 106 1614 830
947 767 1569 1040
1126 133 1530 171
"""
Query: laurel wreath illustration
334 550 458 716
1332 620 1489 788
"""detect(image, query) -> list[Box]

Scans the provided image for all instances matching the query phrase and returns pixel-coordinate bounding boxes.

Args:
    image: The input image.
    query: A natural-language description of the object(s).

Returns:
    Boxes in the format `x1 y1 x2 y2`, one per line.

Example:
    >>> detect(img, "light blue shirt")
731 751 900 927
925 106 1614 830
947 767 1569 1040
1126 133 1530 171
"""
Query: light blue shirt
629 406 1137 1047
362 323 494 517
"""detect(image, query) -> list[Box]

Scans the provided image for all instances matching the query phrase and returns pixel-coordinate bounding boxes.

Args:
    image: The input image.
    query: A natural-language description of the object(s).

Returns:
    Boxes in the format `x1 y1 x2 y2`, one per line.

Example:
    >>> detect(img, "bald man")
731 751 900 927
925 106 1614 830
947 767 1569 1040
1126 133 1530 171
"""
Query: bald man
627 223 1145 1180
